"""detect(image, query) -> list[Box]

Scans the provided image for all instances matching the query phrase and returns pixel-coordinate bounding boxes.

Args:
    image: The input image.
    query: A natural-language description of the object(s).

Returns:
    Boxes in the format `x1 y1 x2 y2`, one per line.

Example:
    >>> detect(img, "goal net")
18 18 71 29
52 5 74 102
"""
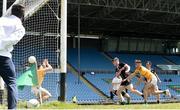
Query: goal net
6 0 60 101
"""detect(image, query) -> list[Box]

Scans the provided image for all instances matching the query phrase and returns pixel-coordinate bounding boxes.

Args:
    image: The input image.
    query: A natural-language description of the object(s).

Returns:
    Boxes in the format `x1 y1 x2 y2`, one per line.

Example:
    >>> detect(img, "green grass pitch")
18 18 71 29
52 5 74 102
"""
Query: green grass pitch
0 101 180 109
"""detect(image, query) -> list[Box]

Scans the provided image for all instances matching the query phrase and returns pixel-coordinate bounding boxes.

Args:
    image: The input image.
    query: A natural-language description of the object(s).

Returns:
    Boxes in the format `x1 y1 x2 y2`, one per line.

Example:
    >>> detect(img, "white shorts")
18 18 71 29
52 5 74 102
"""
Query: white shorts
150 74 158 89
32 86 52 97
112 77 122 90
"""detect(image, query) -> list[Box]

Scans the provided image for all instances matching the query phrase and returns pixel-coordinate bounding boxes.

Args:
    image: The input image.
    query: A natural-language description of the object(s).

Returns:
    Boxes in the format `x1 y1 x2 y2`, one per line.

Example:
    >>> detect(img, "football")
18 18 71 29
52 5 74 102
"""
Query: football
28 56 36 63
27 99 40 108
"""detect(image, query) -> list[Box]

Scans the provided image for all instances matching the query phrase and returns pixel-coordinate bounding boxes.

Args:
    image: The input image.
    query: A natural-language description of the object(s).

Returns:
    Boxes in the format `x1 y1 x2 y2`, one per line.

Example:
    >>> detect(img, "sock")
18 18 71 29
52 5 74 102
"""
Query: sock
127 97 130 104
163 91 166 94
110 91 114 99
144 101 147 104
121 101 125 105
157 100 160 104
141 94 144 98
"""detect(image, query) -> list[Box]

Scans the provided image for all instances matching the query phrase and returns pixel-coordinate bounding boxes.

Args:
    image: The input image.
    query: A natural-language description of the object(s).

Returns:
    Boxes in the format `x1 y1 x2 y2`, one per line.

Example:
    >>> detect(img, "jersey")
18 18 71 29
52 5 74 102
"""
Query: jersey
37 66 46 86
115 63 130 86
134 66 154 81
115 63 129 79
143 68 155 81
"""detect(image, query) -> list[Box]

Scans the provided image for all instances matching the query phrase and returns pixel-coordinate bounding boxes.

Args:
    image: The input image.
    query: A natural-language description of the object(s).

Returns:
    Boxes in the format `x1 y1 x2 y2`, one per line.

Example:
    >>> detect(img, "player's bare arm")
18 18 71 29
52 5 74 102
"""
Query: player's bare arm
124 64 130 73
115 64 129 77
125 72 136 81
43 59 53 72
136 76 144 86
116 67 125 77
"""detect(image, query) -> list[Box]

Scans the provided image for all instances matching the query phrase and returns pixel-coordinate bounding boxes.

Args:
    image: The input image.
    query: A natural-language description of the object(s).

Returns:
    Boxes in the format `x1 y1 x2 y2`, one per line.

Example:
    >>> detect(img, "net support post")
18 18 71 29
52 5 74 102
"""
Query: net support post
2 0 7 16
59 0 67 102
58 73 66 101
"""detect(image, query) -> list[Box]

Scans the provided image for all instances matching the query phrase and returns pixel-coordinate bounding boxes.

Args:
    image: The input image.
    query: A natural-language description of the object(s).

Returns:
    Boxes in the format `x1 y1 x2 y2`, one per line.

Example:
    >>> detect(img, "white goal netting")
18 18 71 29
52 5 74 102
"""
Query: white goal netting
8 0 60 101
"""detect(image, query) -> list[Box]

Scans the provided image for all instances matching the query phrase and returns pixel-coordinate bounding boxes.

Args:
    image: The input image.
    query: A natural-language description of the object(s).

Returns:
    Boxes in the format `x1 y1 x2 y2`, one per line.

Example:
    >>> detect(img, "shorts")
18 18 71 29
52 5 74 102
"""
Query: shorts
32 86 52 97
121 80 131 86
150 74 158 89
112 76 122 90
114 90 126 96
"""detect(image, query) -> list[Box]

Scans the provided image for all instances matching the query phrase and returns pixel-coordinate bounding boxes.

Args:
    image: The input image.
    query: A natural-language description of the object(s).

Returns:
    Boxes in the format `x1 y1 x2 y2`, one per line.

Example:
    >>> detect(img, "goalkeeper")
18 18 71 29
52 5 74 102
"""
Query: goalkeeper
32 59 53 102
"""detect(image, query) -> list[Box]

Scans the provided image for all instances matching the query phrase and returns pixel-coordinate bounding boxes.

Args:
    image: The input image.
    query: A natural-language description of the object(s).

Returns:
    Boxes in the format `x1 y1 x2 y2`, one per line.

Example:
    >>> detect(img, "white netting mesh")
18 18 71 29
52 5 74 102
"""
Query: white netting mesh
9 0 60 101
5 0 50 18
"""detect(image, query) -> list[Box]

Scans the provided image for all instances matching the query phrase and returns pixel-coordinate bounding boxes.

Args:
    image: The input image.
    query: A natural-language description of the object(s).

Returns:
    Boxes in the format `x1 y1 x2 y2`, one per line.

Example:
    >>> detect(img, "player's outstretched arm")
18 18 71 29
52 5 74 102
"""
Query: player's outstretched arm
115 68 124 77
43 59 53 72
135 76 144 86
116 64 130 77
125 72 136 81
124 64 130 73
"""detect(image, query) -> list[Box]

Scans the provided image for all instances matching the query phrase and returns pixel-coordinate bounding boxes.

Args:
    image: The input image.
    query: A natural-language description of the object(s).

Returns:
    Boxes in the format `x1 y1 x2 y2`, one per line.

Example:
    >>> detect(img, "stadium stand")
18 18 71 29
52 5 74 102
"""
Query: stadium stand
66 72 103 103
84 73 180 102
164 55 180 64
68 48 114 72
67 49 180 102
15 48 180 103
109 52 173 70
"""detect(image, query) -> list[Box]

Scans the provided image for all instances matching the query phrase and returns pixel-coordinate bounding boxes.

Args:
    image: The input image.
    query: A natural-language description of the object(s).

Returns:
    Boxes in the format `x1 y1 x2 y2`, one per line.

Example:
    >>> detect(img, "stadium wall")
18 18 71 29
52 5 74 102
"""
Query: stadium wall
68 36 179 55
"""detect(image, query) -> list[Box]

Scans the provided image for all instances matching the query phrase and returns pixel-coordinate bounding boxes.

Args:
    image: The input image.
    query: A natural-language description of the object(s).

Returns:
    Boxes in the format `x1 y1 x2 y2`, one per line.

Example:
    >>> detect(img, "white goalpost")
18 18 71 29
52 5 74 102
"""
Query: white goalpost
60 0 67 75
59 0 67 102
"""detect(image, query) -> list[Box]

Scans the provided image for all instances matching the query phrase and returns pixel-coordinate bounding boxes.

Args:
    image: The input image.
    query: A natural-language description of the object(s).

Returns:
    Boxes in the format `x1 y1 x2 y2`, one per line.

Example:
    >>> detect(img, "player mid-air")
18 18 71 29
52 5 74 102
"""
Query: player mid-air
32 59 53 102
112 57 143 104
124 59 171 104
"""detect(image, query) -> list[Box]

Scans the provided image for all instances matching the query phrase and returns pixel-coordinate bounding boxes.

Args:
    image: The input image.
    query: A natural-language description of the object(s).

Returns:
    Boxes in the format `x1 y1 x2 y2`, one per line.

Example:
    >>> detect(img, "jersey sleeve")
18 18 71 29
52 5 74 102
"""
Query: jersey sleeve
133 68 139 74
0 26 25 50
115 68 118 72
119 63 125 67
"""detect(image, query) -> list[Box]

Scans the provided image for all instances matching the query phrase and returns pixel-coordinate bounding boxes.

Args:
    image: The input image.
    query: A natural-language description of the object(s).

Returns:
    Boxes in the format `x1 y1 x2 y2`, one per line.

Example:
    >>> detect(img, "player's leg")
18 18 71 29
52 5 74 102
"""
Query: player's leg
117 86 126 104
31 86 39 96
146 76 171 97
122 91 131 104
0 57 17 109
39 87 52 101
144 84 163 104
142 80 160 104
155 85 160 103
110 89 116 100
152 87 170 96
126 84 143 96
143 87 148 104
156 94 160 103
149 86 160 103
